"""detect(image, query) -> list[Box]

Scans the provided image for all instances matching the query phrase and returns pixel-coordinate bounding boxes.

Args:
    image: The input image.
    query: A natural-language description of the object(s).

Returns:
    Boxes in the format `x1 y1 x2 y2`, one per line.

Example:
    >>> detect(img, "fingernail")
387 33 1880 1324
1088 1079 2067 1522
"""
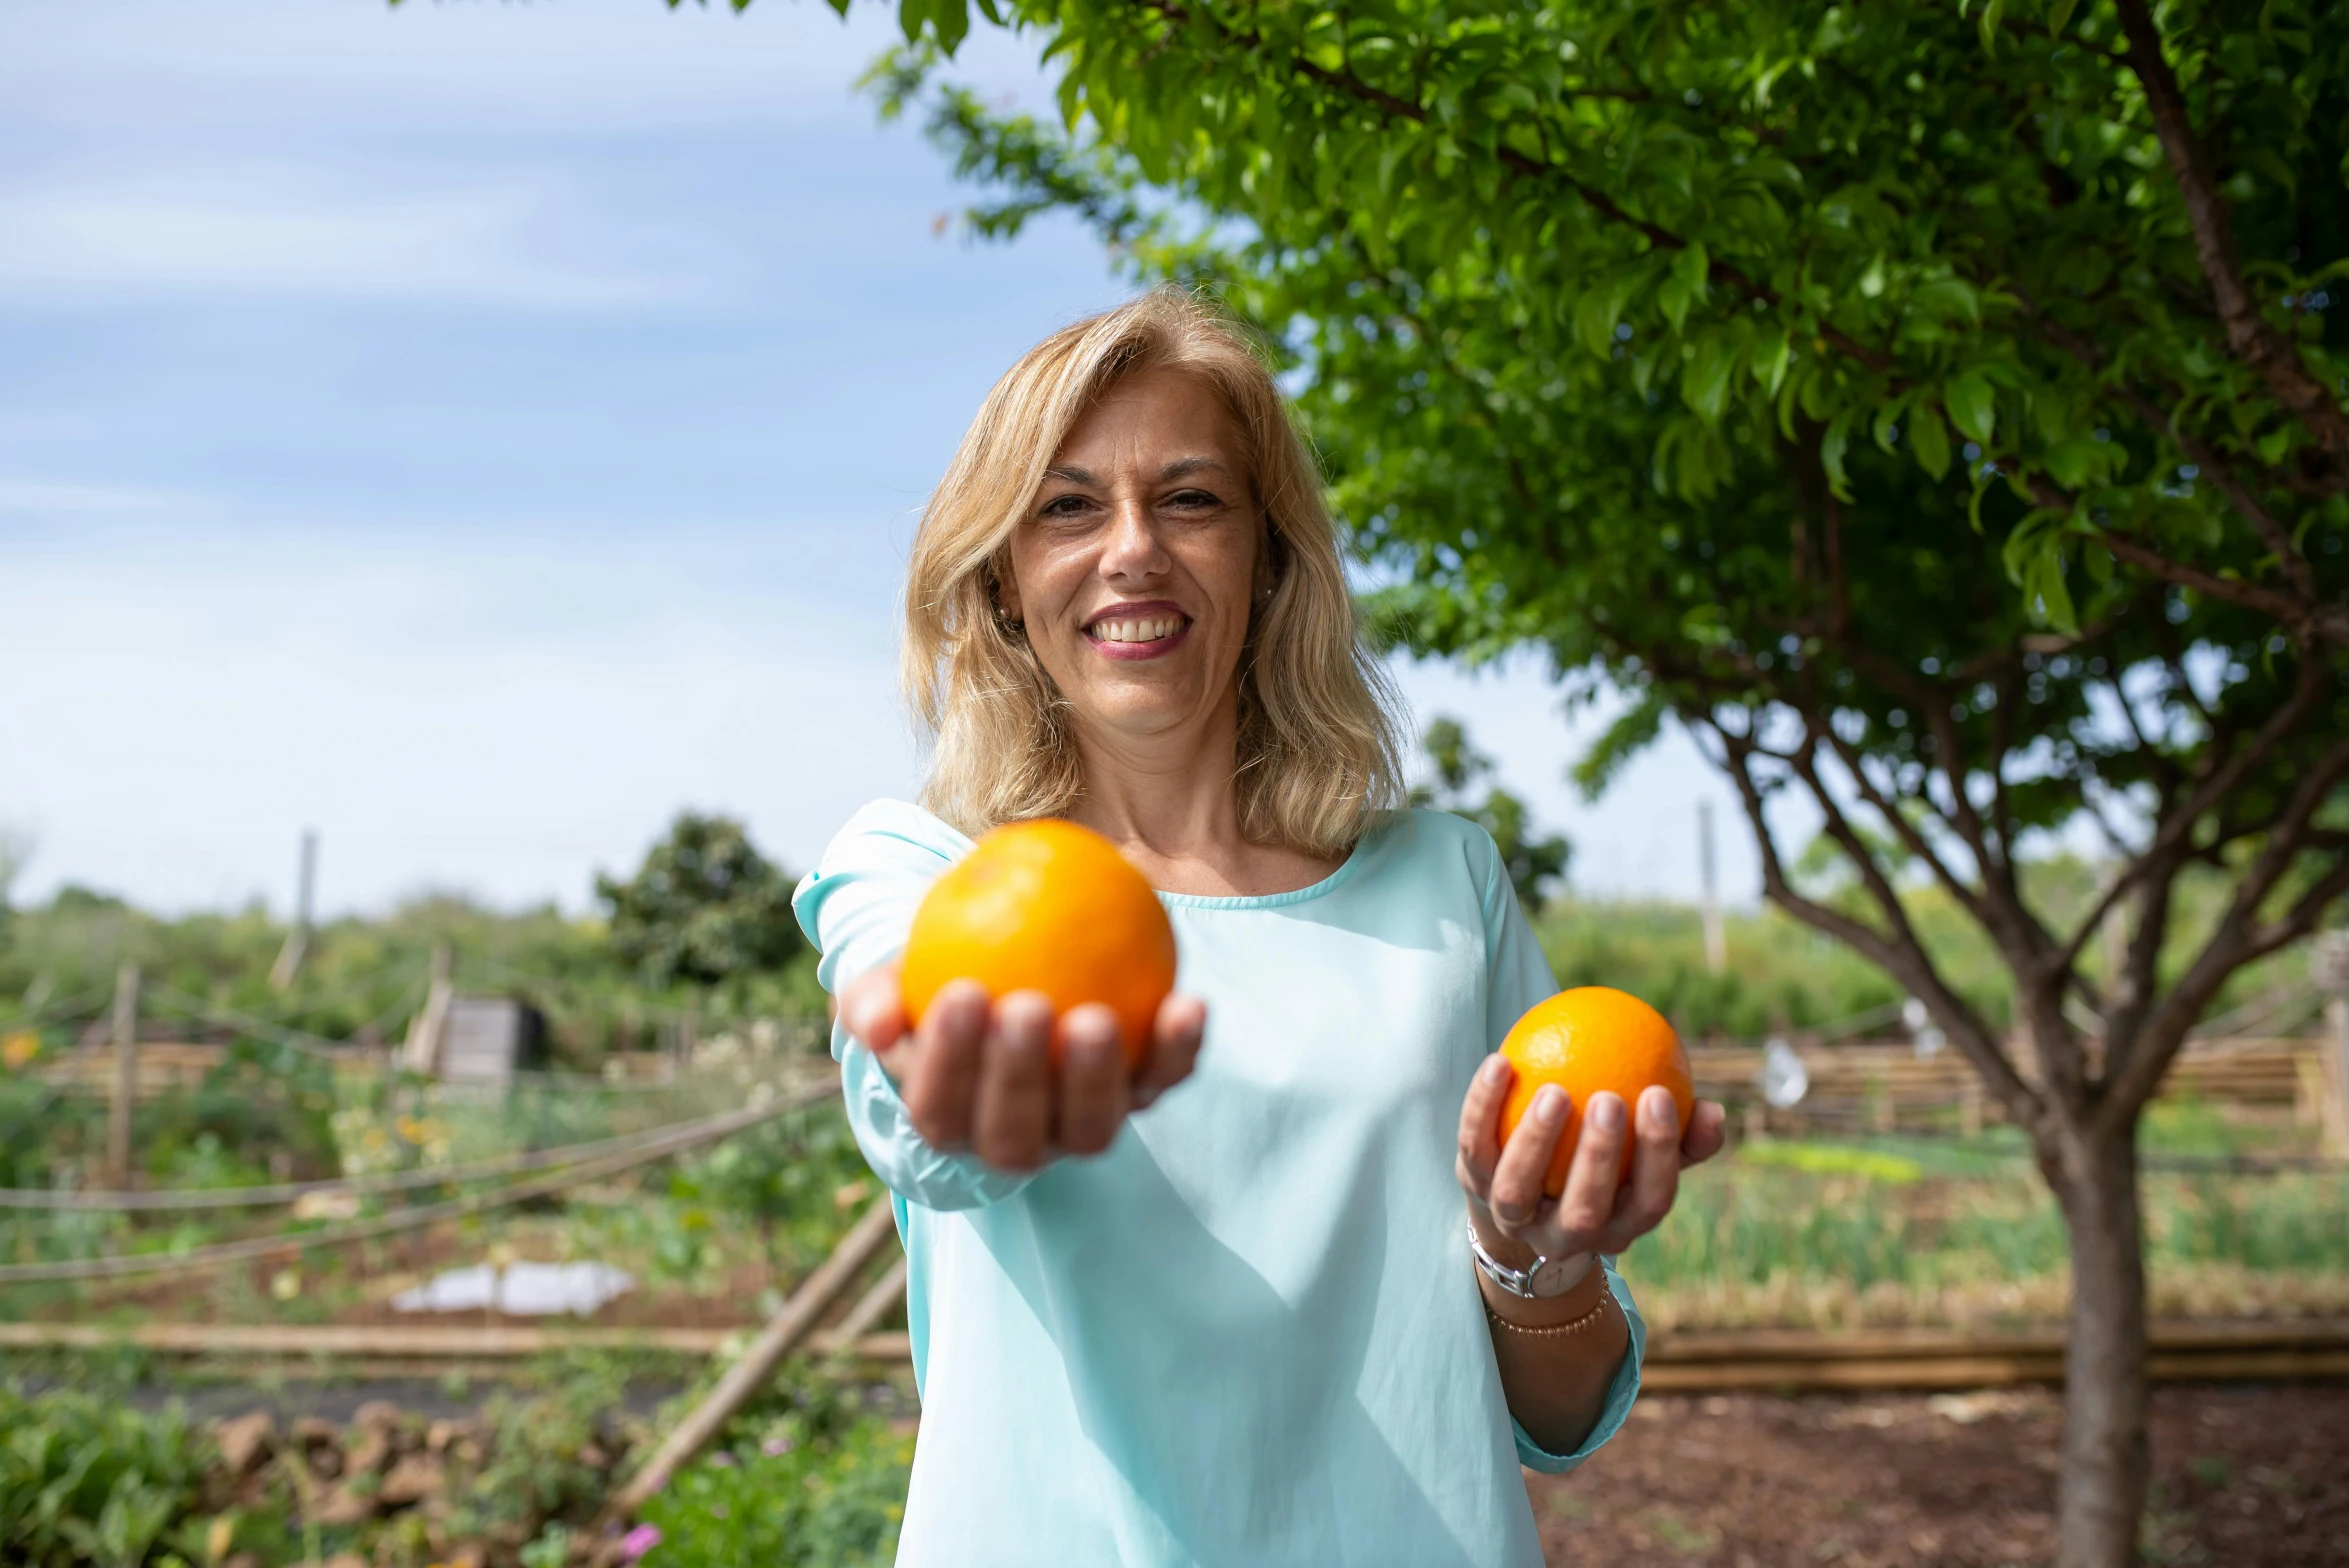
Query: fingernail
1592 1094 1626 1133
1642 1088 1676 1133
1532 1085 1566 1124
1492 1201 1529 1225
1482 1055 1511 1086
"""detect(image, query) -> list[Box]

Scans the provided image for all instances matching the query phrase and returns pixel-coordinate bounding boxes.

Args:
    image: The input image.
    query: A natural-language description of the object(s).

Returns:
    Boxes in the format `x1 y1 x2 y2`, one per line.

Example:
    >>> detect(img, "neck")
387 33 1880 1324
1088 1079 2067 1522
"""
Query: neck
1065 690 1339 898
1066 690 1246 860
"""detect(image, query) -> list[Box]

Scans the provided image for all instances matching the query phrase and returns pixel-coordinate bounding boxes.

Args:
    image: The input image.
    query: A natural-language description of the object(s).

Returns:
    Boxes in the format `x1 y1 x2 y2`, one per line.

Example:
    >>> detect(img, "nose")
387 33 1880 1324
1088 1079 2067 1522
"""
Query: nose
1099 494 1170 583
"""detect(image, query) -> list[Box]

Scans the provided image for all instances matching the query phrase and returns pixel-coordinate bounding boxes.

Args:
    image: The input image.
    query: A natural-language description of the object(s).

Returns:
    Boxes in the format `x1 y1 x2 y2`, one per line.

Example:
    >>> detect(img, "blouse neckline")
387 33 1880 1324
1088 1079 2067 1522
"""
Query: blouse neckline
1151 817 1385 911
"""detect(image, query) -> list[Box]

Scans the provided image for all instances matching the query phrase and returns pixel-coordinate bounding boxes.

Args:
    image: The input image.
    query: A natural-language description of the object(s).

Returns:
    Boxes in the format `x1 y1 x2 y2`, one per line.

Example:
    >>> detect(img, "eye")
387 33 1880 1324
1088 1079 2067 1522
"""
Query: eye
1165 488 1223 511
1038 493 1095 519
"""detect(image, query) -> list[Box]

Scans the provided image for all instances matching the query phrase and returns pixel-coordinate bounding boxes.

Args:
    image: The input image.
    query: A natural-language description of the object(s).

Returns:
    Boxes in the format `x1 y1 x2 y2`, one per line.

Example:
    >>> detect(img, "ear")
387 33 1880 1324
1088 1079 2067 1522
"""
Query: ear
1255 520 1287 601
993 563 1025 625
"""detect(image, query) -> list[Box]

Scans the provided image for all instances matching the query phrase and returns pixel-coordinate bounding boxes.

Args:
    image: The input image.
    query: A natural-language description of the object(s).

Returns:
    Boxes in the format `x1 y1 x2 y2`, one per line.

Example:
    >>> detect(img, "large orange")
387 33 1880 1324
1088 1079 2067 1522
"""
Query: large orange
1499 986 1693 1197
900 819 1176 1067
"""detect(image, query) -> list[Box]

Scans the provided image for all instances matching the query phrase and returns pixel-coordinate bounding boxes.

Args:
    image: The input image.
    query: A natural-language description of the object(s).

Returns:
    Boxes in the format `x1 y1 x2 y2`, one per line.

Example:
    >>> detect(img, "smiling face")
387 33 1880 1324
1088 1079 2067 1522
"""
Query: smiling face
998 367 1268 757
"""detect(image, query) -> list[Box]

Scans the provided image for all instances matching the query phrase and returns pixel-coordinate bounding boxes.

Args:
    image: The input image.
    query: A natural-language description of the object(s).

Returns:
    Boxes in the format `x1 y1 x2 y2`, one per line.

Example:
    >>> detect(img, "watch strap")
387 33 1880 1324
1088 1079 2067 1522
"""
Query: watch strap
1465 1219 1587 1299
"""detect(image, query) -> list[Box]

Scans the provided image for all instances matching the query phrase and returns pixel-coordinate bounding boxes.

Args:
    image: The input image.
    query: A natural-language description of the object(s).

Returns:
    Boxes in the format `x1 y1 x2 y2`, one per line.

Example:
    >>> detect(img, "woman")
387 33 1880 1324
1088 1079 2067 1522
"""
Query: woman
793 291 1724 1567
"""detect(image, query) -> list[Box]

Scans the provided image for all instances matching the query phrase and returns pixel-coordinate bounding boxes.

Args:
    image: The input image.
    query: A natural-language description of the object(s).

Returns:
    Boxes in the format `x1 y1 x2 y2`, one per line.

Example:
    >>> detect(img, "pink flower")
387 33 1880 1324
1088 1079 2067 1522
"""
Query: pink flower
617 1524 662 1562
761 1435 795 1457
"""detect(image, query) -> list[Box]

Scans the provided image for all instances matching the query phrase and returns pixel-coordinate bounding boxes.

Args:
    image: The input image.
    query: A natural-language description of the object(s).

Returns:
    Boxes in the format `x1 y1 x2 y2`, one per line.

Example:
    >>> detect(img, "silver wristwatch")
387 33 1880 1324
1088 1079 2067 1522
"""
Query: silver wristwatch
1466 1220 1583 1299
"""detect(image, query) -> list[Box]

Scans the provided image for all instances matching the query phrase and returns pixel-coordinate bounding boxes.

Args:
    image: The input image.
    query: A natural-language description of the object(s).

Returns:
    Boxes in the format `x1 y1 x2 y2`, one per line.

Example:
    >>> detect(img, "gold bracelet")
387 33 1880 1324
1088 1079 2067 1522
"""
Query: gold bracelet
1485 1288 1613 1337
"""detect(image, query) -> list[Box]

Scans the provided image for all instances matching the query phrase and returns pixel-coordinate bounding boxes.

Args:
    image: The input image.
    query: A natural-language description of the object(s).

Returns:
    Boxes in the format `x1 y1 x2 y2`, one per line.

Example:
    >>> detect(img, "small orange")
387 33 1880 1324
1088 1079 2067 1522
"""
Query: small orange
1499 986 1693 1197
900 819 1176 1067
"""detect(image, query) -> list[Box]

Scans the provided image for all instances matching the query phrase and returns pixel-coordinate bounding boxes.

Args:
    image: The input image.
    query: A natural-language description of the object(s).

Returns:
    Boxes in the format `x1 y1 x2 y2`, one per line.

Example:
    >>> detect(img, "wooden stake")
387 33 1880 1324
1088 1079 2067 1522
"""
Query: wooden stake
1698 801 1726 976
401 945 453 1077
817 1255 910 1353
602 1195 901 1522
107 963 140 1189
2322 996 2349 1161
268 829 318 991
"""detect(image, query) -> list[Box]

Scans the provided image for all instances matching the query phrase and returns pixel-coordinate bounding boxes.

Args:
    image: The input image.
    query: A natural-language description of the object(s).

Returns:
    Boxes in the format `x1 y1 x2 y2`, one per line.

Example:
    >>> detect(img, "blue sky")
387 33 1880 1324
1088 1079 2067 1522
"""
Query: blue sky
1 0 1755 918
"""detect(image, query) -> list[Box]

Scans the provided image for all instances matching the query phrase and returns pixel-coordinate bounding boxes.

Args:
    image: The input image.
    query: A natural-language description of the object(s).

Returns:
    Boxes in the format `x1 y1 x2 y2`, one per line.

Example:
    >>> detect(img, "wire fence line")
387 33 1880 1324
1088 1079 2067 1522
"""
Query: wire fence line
0 1077 835 1211
0 1078 843 1287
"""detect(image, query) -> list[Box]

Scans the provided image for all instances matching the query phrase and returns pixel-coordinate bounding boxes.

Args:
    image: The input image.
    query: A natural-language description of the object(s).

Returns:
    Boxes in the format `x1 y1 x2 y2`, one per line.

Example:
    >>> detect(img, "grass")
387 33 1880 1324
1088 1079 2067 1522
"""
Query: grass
1618 1130 2349 1332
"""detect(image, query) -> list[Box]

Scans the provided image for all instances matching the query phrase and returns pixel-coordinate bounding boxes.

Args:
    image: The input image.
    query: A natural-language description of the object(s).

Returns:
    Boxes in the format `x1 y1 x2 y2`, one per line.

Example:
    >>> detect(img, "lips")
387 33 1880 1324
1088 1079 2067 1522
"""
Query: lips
1081 600 1191 658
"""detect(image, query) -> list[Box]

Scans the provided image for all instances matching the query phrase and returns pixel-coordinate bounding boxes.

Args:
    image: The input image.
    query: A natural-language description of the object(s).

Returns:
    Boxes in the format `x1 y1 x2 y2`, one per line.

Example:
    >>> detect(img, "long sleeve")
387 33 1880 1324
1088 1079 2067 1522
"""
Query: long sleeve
791 799 1040 1213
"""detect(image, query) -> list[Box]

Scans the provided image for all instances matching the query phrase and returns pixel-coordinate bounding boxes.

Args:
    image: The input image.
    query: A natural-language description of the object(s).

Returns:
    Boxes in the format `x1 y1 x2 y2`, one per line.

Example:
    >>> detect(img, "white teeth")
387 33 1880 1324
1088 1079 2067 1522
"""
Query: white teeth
1094 616 1179 643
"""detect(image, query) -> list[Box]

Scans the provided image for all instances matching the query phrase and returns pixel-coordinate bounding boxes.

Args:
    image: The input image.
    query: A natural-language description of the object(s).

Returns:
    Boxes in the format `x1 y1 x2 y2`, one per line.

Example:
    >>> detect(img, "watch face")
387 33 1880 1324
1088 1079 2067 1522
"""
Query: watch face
1530 1259 1572 1297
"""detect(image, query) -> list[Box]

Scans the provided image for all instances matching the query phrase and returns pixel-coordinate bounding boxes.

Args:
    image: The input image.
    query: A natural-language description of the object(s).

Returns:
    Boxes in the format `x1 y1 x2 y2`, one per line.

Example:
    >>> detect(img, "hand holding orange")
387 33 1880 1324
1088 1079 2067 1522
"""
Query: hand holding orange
900 818 1178 1069
1497 986 1694 1197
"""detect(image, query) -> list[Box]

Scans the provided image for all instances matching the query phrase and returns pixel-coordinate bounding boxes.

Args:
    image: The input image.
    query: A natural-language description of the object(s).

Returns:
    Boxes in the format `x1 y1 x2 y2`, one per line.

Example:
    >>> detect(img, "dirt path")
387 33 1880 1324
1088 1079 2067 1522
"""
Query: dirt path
1531 1384 2348 1567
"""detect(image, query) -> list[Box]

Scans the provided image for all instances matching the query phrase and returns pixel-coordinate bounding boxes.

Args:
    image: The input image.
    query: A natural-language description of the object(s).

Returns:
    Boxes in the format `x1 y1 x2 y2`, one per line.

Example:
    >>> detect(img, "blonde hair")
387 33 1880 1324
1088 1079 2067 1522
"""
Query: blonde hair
903 289 1405 861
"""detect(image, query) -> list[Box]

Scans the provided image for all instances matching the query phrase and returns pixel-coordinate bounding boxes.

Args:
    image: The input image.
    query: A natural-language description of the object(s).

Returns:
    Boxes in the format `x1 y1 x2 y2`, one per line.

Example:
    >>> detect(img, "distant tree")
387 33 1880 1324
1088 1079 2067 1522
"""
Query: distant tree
595 814 805 992
1411 716 1572 910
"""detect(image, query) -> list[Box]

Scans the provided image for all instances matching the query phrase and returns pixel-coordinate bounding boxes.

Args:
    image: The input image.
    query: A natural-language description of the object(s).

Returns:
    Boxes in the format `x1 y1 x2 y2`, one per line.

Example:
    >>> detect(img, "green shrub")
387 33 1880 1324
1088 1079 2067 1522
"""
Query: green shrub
636 1395 912 1568
0 1382 211 1568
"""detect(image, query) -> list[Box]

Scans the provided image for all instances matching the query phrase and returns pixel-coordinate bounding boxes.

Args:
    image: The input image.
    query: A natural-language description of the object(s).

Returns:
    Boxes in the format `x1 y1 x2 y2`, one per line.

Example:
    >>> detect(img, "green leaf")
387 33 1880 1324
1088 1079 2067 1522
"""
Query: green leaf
1657 272 1694 332
1819 410 1857 502
1910 405 1952 478
1571 689 1668 800
2049 0 2080 33
1672 242 1711 306
2042 438 2108 489
1872 392 1910 454
1682 332 1736 422
1943 373 1996 445
1977 0 2006 55
1750 326 1792 395
1907 276 1981 328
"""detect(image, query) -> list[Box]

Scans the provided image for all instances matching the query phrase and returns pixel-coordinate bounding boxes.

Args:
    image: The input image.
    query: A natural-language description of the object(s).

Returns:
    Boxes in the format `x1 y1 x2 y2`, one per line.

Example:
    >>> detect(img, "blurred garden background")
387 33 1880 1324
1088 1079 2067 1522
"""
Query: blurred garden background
6 0 2347 1565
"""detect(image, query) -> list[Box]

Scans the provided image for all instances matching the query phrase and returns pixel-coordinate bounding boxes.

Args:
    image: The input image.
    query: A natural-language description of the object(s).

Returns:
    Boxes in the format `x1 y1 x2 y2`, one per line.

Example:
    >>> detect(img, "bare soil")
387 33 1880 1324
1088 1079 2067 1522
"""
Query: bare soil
1530 1384 2349 1567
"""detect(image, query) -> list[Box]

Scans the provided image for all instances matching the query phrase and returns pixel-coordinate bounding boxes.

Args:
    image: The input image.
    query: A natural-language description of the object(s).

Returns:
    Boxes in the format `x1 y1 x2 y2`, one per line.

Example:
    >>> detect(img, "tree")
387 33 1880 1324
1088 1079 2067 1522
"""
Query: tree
831 2 2348 1560
595 813 805 992
1411 716 1572 909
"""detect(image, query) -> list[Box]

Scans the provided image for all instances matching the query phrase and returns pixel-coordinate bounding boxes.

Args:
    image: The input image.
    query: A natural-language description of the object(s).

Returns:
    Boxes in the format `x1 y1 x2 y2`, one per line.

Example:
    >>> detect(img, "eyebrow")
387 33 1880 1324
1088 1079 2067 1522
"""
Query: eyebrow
1039 457 1231 487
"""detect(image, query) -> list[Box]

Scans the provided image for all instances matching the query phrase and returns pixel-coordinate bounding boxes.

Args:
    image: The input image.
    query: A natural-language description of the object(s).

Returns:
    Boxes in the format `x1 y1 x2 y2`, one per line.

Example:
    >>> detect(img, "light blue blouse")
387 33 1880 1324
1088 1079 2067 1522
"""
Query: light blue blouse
792 801 1644 1568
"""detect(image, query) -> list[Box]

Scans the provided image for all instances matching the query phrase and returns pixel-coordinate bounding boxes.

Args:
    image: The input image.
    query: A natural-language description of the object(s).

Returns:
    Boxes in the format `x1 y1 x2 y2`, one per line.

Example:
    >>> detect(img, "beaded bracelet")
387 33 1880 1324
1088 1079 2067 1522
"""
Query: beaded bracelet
1485 1288 1614 1338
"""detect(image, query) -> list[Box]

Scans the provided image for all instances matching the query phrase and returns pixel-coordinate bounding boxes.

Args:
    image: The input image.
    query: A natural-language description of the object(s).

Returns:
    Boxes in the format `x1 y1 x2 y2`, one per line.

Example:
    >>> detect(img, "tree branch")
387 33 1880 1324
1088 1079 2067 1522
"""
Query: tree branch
2112 0 2349 478
2017 292 2333 576
2055 650 2330 974
1711 722 2042 1124
2104 729 2349 1119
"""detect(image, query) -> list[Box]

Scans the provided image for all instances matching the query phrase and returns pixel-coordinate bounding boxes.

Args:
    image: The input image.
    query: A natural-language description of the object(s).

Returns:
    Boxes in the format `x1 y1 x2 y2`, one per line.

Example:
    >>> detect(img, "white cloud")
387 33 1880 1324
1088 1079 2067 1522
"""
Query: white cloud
0 176 730 308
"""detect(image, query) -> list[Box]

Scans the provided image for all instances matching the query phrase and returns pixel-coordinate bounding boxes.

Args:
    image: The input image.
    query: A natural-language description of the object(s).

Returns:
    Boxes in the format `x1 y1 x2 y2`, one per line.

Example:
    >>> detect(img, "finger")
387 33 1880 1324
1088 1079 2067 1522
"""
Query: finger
1132 993 1206 1110
840 964 910 1055
1681 1099 1728 1167
1055 1003 1129 1156
1487 1084 1566 1232
971 990 1053 1170
901 979 988 1148
1455 1054 1513 1195
1607 1086 1684 1243
1552 1091 1628 1247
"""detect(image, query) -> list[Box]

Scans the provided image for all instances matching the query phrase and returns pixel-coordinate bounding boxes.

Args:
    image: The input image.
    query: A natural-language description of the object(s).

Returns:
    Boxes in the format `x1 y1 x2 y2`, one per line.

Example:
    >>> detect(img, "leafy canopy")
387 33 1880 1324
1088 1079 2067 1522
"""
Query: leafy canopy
864 0 2349 1129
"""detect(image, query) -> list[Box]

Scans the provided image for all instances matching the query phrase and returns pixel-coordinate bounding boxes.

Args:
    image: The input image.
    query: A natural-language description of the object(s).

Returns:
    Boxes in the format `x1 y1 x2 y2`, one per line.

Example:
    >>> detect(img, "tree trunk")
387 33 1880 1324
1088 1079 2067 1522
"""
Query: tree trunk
2052 1120 2150 1568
